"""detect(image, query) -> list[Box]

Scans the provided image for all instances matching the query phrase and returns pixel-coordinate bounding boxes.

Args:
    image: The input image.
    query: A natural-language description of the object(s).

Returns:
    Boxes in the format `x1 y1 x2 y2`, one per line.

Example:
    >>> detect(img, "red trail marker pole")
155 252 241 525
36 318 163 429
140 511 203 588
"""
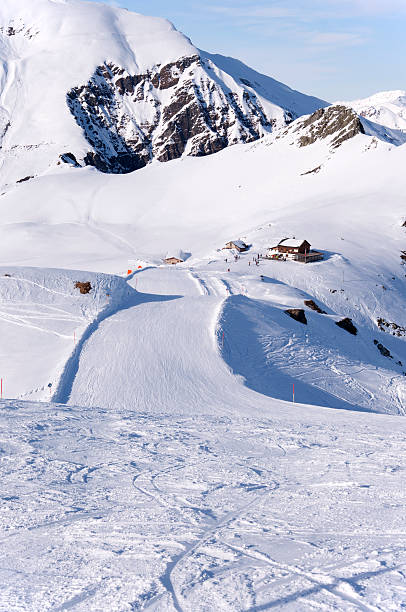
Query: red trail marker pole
222 332 225 349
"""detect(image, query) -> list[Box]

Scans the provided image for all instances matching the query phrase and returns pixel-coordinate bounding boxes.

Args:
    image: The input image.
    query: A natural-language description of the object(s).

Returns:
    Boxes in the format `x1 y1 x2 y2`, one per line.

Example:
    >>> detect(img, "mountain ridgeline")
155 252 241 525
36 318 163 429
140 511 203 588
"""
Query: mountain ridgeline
66 54 325 174
0 0 405 184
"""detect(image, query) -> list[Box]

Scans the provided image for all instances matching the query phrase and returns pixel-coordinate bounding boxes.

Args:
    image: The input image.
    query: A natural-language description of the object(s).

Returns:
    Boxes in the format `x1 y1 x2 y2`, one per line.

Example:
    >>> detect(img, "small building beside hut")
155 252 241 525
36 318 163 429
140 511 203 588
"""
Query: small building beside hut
164 250 185 265
267 238 323 263
224 240 248 253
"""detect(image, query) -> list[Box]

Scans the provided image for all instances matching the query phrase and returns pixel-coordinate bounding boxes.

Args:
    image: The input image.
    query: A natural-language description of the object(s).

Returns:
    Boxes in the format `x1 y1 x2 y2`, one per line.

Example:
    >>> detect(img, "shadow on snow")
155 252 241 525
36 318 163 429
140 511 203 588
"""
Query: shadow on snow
218 294 368 413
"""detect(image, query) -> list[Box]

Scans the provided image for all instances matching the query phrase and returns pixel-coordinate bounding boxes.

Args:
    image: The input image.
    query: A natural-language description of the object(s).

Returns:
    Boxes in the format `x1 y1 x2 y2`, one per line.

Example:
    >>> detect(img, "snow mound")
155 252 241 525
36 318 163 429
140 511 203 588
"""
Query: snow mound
0 266 132 400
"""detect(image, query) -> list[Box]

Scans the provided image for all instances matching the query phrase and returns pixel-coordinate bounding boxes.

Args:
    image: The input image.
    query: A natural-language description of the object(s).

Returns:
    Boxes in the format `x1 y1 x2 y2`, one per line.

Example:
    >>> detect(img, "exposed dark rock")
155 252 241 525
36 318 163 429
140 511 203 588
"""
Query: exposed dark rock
285 309 307 325
240 78 253 87
373 339 392 358
297 105 365 149
75 281 92 294
83 150 145 174
60 152 81 167
377 317 406 337
301 165 321 175
335 318 358 335
16 175 34 183
0 23 38 39
304 300 326 314
66 56 283 174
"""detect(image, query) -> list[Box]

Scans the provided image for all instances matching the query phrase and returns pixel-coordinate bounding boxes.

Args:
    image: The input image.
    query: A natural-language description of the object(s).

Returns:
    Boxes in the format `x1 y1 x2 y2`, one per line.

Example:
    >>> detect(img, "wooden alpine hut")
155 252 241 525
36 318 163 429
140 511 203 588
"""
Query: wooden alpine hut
267 238 323 263
224 240 248 253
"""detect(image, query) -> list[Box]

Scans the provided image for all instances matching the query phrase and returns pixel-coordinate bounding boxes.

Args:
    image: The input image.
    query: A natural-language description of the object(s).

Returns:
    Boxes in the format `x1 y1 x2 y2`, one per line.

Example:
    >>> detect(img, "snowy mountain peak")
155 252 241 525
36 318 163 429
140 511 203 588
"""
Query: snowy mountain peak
342 90 406 132
0 0 327 181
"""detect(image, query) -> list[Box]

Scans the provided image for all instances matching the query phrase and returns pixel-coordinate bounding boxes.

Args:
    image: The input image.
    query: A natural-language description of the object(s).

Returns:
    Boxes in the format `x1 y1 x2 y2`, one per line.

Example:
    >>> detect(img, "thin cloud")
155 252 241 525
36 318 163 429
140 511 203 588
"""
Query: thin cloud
309 31 366 46
209 5 298 19
327 0 406 16
207 0 406 20
206 3 369 48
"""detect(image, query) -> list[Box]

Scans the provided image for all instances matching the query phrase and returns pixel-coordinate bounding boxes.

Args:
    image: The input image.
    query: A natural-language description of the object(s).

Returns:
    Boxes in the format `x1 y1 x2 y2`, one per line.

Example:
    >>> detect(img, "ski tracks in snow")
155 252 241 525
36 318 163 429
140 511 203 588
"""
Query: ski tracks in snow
1 401 406 610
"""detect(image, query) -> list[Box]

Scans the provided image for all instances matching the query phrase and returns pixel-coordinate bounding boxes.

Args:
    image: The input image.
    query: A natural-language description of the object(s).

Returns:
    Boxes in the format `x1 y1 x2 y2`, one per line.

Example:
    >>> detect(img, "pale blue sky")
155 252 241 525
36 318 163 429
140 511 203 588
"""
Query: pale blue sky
88 0 406 101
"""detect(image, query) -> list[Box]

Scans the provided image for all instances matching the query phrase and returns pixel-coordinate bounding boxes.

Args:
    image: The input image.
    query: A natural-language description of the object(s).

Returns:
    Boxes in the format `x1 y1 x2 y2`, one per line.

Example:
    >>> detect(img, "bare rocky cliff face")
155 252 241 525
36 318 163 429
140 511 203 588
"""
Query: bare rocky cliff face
295 105 365 148
66 55 296 174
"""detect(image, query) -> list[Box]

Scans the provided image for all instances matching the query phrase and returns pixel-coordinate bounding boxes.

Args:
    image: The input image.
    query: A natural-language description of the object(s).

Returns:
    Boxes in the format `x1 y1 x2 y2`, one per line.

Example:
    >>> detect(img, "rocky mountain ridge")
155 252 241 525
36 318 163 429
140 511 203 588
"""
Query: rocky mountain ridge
0 0 405 182
270 104 406 153
66 55 277 174
66 51 331 174
0 0 327 181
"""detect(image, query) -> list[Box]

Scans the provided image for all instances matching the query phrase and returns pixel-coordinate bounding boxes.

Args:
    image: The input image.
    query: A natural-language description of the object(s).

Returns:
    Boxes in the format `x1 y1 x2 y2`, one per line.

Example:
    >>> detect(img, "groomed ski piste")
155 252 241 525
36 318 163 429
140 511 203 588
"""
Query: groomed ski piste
1 254 406 611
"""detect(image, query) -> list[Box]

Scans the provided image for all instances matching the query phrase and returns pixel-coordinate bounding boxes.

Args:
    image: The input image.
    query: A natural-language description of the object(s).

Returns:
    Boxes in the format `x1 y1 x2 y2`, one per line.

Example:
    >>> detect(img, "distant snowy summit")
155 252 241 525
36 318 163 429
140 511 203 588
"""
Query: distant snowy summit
0 0 326 180
340 91 406 133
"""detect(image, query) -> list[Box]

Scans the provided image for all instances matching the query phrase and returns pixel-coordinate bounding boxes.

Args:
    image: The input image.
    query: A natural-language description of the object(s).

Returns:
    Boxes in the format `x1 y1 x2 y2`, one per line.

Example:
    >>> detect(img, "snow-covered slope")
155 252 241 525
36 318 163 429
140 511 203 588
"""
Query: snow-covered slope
0 267 132 400
342 90 406 132
1 107 405 415
0 0 327 182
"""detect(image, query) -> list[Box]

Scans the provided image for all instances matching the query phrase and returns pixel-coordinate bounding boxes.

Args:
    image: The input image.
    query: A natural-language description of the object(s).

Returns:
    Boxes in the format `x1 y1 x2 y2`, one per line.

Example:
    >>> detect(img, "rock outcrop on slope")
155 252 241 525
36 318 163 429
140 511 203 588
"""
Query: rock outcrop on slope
295 106 365 149
272 104 406 153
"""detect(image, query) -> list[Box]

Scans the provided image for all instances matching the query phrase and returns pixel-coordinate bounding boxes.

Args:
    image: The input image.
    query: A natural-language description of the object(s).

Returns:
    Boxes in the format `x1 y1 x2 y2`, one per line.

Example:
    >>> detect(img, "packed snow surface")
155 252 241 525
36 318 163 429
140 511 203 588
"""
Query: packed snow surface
1 382 406 610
